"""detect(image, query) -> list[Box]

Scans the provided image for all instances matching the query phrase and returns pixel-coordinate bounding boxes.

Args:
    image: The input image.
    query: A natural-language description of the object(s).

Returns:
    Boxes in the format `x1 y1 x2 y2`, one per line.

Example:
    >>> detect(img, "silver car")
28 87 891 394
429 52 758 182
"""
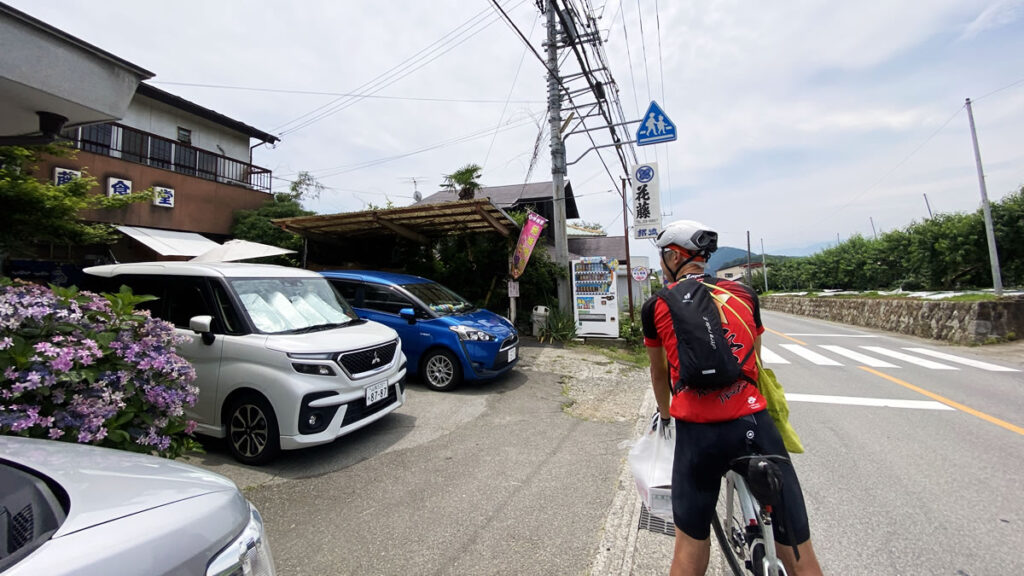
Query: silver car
0 436 275 575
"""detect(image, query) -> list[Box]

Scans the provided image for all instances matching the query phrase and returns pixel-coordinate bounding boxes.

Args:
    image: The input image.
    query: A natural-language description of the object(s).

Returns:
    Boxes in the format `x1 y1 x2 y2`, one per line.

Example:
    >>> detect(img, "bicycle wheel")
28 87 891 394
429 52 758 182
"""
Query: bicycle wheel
713 475 749 575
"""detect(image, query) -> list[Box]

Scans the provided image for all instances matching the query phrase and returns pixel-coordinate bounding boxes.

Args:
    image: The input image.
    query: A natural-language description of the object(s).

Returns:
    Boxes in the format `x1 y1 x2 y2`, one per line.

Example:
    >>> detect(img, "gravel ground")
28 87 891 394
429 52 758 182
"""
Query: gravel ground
517 342 650 424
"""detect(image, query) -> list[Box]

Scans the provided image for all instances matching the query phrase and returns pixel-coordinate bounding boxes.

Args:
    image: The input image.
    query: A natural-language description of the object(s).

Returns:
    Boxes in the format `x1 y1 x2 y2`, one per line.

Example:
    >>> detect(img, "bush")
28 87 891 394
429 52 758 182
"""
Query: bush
0 280 200 458
538 303 577 343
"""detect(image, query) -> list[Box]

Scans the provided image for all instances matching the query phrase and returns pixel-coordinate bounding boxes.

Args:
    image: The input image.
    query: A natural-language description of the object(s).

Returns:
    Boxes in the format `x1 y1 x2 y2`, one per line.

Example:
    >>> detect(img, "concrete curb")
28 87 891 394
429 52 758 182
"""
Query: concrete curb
591 388 662 576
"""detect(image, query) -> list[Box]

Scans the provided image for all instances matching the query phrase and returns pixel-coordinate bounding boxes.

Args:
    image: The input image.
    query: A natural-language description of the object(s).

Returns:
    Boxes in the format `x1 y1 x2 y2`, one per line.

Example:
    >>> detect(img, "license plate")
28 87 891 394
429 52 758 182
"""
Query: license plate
365 381 388 406
507 347 517 363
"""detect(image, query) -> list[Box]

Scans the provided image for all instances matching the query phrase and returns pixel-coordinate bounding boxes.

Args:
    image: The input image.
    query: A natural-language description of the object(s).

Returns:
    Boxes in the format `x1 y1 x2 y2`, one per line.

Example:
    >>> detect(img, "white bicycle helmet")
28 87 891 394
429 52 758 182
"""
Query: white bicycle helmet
655 219 719 254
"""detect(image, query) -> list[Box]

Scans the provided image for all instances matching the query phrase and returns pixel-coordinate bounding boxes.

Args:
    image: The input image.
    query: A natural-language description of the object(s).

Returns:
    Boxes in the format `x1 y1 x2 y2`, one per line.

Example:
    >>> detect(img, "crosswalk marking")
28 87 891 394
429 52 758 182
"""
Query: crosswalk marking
902 348 1020 372
818 345 899 368
779 344 844 366
759 346 790 364
860 346 958 370
785 393 954 410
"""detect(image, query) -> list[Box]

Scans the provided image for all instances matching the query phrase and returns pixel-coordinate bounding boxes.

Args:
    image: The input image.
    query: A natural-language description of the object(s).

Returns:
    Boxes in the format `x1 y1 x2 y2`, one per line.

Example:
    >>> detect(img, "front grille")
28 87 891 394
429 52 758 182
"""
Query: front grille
340 383 399 427
337 341 398 377
501 333 519 350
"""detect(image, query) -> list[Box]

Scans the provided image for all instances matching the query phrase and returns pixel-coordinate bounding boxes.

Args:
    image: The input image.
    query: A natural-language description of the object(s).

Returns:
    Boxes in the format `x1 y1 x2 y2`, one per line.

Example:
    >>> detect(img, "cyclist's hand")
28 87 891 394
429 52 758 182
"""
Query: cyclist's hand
650 412 672 439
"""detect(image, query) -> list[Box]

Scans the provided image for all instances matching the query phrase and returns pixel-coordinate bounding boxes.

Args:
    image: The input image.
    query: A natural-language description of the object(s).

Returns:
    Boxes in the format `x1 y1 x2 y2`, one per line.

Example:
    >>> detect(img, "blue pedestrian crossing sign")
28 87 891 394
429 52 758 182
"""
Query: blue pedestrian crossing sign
636 100 676 146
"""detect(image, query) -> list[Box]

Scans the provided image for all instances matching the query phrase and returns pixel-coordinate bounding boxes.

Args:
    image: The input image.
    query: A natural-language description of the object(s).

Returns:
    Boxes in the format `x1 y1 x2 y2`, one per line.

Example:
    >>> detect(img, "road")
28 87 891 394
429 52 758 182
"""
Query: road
186 350 637 576
758 310 1024 575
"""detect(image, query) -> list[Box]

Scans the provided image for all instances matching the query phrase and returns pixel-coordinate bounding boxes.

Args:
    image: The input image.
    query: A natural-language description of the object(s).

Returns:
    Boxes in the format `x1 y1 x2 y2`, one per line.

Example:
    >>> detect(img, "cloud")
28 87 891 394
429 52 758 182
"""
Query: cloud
961 0 1024 39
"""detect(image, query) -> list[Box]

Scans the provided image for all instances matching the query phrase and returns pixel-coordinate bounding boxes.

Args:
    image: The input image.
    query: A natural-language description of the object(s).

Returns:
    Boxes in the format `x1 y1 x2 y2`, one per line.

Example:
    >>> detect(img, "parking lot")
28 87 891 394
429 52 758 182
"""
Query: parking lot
186 342 650 575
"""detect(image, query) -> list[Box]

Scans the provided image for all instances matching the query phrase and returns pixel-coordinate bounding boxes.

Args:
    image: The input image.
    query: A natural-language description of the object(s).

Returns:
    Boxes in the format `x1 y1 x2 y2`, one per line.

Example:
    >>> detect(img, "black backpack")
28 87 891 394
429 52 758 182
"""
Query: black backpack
656 277 756 393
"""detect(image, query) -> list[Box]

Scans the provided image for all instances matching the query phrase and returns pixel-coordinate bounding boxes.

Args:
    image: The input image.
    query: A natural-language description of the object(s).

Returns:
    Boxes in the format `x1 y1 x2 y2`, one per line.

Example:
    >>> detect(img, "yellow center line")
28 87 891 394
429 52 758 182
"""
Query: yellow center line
859 366 1024 436
765 328 807 346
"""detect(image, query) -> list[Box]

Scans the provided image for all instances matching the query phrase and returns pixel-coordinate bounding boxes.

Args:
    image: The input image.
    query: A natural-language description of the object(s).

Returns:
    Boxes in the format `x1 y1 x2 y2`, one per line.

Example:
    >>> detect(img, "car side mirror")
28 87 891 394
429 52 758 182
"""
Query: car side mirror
399 307 416 325
189 315 216 345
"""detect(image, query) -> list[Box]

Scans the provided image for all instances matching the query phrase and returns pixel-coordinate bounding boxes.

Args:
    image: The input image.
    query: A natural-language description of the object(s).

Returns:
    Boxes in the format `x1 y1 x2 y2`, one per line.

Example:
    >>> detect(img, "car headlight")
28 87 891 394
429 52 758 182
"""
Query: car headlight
207 503 276 576
449 325 495 341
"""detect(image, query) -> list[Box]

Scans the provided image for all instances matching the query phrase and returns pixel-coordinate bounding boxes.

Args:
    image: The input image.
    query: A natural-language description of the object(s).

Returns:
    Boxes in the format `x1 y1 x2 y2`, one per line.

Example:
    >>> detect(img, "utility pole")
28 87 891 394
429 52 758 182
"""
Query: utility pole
760 238 768 293
621 177 635 321
836 232 841 247
923 193 933 219
869 217 877 240
745 231 753 285
965 97 1004 296
546 0 570 309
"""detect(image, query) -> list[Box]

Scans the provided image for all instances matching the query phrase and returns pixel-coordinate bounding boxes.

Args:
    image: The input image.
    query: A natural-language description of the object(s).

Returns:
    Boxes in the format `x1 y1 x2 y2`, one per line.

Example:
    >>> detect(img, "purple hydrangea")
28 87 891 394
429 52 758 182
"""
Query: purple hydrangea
1 281 197 456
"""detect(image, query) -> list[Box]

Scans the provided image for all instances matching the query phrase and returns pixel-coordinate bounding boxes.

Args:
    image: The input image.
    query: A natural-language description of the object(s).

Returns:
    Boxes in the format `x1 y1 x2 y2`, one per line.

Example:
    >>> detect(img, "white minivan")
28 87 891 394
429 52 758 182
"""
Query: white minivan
84 262 407 464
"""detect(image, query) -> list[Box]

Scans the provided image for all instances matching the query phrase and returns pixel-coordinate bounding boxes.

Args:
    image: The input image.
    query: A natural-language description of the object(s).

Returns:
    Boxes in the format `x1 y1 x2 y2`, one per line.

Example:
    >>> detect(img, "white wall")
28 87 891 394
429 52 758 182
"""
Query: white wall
617 255 652 313
121 95 251 162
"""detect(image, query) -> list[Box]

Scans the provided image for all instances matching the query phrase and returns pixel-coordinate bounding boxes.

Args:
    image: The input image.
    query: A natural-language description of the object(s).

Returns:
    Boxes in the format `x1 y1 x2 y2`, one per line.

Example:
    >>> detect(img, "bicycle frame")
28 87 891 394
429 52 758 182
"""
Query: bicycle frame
723 470 787 576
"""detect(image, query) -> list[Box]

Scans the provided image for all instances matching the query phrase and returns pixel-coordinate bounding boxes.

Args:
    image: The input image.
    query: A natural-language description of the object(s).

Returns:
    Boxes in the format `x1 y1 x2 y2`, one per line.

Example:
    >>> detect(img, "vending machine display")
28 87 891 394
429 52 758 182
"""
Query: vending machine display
571 257 619 337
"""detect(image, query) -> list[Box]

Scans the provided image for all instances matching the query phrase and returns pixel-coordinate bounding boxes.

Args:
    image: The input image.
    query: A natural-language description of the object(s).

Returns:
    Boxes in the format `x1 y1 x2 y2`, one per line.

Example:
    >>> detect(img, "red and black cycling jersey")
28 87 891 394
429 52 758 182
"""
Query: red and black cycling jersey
641 275 767 423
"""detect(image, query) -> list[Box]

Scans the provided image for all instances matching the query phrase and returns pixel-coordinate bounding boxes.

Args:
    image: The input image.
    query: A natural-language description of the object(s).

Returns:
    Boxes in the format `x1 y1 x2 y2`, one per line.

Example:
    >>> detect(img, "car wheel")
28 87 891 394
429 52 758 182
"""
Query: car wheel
226 393 280 465
421 349 463 391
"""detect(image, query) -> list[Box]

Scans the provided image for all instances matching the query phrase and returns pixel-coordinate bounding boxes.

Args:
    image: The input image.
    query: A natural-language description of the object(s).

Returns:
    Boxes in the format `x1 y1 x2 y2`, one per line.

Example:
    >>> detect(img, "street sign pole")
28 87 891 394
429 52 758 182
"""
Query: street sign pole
621 177 635 323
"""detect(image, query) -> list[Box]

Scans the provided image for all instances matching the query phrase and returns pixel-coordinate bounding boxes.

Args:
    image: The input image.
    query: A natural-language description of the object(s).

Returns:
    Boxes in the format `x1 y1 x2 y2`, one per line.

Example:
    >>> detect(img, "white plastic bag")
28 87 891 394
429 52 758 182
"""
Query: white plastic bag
628 418 674 521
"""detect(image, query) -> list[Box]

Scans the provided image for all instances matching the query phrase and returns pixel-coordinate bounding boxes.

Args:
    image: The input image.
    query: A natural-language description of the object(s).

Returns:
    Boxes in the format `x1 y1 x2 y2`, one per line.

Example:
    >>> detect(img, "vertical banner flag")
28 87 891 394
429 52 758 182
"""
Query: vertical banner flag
632 162 662 240
511 211 548 279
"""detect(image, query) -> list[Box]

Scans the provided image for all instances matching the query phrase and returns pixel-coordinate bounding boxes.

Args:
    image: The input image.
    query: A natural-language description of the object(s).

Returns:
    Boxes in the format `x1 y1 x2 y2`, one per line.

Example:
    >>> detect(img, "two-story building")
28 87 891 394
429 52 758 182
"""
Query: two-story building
2 3 279 282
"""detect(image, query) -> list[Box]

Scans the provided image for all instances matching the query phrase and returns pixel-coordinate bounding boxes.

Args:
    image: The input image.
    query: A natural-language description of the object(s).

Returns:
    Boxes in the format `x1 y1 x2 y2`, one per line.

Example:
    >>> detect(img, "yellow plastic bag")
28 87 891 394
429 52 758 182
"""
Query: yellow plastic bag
757 366 804 454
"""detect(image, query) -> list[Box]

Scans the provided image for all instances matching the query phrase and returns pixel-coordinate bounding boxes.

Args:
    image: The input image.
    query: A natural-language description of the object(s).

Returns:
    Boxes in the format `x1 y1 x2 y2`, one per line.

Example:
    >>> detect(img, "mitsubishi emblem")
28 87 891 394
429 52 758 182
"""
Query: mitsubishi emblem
371 351 381 365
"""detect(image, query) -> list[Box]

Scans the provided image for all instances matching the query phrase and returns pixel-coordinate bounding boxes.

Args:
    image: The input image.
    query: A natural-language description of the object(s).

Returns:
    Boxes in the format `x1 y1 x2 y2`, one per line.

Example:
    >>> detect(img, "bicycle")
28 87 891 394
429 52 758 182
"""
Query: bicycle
711 454 791 576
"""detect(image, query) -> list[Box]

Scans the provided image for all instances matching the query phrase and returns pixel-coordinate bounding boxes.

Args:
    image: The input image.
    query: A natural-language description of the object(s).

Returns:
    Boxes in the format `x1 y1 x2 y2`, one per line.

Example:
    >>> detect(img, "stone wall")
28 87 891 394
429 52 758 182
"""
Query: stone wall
761 296 1024 345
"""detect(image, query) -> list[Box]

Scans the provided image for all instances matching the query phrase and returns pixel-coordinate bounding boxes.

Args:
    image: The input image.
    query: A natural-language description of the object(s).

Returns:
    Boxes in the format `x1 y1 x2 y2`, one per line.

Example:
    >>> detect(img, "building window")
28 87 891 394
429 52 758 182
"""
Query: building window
150 138 172 169
81 123 112 155
175 145 197 176
177 127 192 144
122 128 149 164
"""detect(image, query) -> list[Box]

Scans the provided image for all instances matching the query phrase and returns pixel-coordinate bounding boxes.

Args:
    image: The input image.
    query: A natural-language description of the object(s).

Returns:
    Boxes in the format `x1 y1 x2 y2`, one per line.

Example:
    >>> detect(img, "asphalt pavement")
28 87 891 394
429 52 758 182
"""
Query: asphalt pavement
188 312 1024 575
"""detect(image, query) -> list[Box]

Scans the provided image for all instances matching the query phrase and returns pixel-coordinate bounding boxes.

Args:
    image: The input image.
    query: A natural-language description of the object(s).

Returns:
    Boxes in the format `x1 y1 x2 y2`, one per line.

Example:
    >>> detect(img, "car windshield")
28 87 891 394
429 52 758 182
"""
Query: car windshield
229 277 358 334
401 281 474 315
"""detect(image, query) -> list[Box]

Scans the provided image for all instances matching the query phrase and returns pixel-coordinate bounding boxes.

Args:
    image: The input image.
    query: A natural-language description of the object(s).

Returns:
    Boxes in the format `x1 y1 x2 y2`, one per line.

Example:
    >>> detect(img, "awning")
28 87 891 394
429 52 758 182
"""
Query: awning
190 239 296 262
116 226 219 257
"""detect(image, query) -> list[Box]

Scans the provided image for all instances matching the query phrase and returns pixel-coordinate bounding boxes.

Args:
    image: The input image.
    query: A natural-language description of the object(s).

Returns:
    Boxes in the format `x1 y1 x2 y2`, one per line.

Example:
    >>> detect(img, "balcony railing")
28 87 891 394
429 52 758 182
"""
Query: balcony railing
64 123 272 193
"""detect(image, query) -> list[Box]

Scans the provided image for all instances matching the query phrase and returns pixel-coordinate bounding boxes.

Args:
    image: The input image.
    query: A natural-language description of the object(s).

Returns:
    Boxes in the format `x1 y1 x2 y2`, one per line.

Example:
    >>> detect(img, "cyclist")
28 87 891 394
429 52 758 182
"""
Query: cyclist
641 219 823 576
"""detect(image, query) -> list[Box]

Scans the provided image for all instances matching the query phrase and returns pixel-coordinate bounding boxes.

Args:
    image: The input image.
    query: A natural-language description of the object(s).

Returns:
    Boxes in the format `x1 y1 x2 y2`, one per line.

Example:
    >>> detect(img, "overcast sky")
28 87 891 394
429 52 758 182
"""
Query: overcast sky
13 0 1024 261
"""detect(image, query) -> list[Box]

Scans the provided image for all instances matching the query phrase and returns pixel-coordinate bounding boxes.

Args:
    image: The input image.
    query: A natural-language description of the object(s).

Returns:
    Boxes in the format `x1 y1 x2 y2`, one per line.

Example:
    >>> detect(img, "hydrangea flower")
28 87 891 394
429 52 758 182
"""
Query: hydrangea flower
0 281 198 458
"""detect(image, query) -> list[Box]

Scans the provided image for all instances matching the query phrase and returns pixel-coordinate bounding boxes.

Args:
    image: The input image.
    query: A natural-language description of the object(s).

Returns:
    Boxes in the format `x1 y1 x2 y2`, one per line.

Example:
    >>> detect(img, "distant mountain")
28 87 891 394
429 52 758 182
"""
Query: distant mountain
772 240 835 257
706 246 748 274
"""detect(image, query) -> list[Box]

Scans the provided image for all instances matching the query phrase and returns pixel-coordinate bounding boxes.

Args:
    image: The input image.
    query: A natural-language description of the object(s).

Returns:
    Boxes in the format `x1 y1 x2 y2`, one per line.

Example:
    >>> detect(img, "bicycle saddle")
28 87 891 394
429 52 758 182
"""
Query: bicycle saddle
729 455 785 508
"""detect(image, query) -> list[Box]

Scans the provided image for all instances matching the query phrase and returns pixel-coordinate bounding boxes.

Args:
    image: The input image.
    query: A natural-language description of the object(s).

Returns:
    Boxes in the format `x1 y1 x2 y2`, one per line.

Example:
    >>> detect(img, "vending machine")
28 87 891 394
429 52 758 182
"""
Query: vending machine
571 257 619 337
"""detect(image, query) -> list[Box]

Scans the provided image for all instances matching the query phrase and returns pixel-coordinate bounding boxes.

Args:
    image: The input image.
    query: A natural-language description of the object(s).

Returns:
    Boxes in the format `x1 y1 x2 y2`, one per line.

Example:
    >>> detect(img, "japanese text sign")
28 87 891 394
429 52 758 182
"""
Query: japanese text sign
107 177 132 197
631 163 661 239
153 186 175 208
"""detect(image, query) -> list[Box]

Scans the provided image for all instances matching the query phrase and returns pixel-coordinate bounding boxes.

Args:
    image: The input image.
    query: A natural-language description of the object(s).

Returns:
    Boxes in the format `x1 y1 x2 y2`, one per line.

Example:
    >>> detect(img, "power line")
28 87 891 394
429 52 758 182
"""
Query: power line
273 1 526 137
484 11 540 171
148 81 543 104
973 75 1024 102
654 0 673 214
635 0 652 101
832 104 965 218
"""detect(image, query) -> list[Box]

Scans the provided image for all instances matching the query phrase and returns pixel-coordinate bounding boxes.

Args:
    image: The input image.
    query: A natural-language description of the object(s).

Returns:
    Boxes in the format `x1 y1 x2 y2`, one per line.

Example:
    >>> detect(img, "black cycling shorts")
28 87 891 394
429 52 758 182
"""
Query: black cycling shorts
671 410 811 545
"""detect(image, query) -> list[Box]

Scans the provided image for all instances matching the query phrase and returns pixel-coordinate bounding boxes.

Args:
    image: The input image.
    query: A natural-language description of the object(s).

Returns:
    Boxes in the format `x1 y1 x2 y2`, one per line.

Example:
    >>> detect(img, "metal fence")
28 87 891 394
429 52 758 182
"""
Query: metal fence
66 123 272 193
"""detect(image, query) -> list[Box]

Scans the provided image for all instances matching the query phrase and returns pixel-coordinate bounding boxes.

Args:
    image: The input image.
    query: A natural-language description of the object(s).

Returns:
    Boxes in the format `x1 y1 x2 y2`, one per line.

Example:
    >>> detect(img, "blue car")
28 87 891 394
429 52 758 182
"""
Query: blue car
321 271 519 391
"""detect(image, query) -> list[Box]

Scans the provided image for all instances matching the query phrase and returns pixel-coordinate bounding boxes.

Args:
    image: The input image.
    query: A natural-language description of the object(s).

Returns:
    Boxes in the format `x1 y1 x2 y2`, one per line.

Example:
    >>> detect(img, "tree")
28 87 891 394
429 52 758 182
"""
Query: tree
230 171 318 266
443 164 483 201
0 145 150 264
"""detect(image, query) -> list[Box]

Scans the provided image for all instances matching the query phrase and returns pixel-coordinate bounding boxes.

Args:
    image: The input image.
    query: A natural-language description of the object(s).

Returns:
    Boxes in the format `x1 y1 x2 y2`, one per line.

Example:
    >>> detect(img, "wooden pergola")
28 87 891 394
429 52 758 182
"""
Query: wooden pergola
273 198 517 245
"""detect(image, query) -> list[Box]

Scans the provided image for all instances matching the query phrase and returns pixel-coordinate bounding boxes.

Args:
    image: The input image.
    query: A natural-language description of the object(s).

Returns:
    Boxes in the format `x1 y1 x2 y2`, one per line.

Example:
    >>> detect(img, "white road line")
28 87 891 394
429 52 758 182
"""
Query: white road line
819 345 899 368
786 393 954 411
759 346 790 364
860 346 958 370
902 348 1020 372
779 344 844 366
785 334 878 338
